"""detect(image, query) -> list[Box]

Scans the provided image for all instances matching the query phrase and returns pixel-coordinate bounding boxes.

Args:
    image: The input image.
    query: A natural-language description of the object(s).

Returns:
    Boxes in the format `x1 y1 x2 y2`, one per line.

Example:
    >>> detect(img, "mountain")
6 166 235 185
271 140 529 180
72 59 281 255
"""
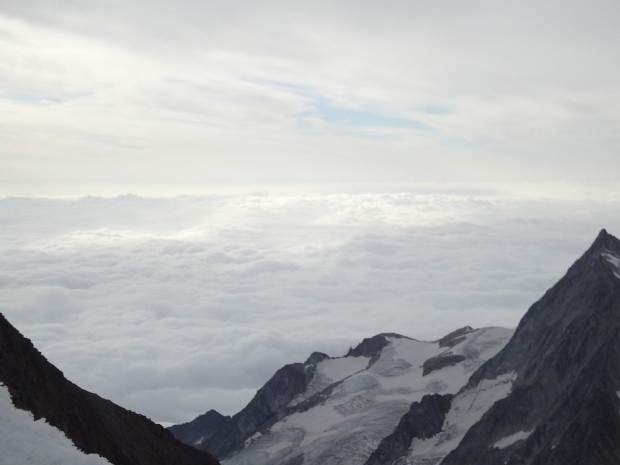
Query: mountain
172 327 513 464
169 409 232 449
369 228 620 465
173 229 620 465
0 313 220 465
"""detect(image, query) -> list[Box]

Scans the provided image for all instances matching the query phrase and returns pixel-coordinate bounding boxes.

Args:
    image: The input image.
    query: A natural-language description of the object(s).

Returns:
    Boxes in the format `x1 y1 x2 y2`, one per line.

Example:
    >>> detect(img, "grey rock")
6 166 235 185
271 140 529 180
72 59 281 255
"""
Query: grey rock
422 354 466 376
0 313 219 465
168 409 231 448
364 393 453 465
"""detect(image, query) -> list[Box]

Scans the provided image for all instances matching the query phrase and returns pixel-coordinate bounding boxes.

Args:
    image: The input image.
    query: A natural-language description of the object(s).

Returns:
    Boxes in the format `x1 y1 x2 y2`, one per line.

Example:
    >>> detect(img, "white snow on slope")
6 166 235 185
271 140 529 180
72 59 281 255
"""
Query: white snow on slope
291 355 371 406
493 430 533 449
320 356 370 382
0 384 111 465
223 327 513 465
602 249 620 279
406 371 517 464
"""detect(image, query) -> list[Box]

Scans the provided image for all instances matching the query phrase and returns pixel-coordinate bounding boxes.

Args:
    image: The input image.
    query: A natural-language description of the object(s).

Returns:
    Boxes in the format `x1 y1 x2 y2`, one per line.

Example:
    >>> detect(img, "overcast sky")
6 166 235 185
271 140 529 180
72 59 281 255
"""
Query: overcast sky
2 1 620 425
2 0 620 195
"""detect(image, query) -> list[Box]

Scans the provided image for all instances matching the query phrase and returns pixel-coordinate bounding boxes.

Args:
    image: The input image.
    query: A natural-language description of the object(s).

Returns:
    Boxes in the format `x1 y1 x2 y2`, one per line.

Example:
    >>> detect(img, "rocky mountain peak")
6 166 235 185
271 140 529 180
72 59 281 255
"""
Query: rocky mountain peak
438 326 474 348
304 352 330 365
345 333 408 358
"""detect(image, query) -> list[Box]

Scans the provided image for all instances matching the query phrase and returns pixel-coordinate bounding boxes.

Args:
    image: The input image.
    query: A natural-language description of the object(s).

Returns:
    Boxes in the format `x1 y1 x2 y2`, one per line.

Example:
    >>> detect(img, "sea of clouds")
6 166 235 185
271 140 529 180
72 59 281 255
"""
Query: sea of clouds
2 187 620 423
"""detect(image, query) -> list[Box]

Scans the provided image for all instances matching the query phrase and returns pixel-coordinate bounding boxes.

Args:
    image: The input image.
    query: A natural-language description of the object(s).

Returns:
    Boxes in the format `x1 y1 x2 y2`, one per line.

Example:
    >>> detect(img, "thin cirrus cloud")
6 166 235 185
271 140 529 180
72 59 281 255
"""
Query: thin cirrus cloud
2 189 620 423
1 0 620 195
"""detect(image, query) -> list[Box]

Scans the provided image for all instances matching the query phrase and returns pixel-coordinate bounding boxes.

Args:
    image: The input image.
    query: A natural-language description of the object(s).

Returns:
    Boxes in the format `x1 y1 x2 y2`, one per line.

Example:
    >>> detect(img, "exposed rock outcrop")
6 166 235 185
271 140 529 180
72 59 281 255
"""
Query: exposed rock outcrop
364 393 453 465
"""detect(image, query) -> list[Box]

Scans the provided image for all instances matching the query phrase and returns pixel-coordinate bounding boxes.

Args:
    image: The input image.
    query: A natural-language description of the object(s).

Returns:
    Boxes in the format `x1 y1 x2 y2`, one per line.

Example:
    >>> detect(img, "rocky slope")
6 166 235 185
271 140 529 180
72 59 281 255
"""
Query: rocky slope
0 313 220 465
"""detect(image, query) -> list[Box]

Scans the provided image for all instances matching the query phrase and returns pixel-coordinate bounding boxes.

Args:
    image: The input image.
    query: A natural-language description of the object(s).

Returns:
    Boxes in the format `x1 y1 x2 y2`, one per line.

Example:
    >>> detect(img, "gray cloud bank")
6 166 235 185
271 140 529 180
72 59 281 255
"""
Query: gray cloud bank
2 188 620 423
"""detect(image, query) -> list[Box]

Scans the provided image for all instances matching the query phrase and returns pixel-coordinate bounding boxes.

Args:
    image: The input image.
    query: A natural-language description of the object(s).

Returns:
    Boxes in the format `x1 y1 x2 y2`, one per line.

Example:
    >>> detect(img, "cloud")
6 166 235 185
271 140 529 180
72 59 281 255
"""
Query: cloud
2 188 620 422
1 1 620 195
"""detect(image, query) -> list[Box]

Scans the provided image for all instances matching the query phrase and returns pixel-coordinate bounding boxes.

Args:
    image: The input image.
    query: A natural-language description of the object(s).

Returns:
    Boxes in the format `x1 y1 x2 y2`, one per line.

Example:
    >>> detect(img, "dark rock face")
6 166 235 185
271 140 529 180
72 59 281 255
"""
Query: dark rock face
346 333 407 358
364 393 453 465
304 352 329 365
168 409 231 449
199 360 317 458
422 354 466 376
442 229 620 465
0 313 219 465
437 326 474 348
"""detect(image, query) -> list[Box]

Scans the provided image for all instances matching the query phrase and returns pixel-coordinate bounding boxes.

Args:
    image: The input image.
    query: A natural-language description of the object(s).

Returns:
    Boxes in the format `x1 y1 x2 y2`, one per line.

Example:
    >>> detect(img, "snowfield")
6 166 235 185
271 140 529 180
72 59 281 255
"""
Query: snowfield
223 327 513 465
493 430 533 449
405 371 517 464
602 249 620 279
0 384 111 465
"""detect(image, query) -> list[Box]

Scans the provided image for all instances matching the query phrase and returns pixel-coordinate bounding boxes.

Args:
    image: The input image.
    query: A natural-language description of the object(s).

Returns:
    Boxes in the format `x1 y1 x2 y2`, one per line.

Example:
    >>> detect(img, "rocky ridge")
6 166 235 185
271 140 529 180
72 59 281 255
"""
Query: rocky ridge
0 313 219 465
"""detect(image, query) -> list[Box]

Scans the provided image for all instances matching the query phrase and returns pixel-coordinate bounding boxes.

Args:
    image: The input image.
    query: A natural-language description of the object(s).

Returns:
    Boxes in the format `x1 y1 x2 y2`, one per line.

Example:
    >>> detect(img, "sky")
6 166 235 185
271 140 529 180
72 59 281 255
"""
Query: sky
1 0 620 194
1 1 620 425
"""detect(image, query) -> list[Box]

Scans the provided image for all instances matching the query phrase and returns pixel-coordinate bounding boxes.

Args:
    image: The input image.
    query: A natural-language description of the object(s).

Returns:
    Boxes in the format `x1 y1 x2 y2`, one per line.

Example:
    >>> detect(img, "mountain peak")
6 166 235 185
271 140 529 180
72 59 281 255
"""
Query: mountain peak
588 228 619 254
439 229 620 465
345 333 408 358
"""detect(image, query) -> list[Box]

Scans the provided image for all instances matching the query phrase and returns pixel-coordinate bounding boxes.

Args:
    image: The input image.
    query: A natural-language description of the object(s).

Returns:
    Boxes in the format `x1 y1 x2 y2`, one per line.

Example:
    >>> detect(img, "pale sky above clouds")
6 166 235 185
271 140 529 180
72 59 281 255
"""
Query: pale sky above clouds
1 0 620 195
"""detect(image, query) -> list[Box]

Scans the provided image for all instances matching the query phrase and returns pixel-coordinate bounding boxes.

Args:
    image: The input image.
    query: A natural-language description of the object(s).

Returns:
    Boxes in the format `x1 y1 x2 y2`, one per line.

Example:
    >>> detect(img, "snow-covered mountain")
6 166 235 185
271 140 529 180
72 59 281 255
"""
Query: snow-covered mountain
171 327 513 465
0 313 219 465
174 229 620 465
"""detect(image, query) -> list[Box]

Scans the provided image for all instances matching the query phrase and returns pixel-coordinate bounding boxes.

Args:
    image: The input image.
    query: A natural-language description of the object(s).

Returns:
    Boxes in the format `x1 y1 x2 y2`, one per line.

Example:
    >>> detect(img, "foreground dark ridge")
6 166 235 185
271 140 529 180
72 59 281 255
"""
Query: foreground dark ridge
0 313 219 465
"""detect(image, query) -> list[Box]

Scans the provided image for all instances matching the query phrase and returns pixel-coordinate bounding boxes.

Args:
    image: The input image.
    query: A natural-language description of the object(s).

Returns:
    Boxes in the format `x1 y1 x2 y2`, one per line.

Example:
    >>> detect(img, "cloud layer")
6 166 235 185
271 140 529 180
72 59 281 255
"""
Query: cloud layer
2 188 620 423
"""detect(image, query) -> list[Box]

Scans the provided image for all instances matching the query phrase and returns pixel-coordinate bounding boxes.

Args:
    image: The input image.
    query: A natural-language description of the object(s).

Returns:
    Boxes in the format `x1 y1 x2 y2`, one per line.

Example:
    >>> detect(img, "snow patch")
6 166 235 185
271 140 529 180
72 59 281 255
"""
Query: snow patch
290 355 371 406
493 430 533 449
0 384 111 465
244 431 262 447
602 249 620 279
407 371 517 462
227 328 513 465
319 356 370 382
